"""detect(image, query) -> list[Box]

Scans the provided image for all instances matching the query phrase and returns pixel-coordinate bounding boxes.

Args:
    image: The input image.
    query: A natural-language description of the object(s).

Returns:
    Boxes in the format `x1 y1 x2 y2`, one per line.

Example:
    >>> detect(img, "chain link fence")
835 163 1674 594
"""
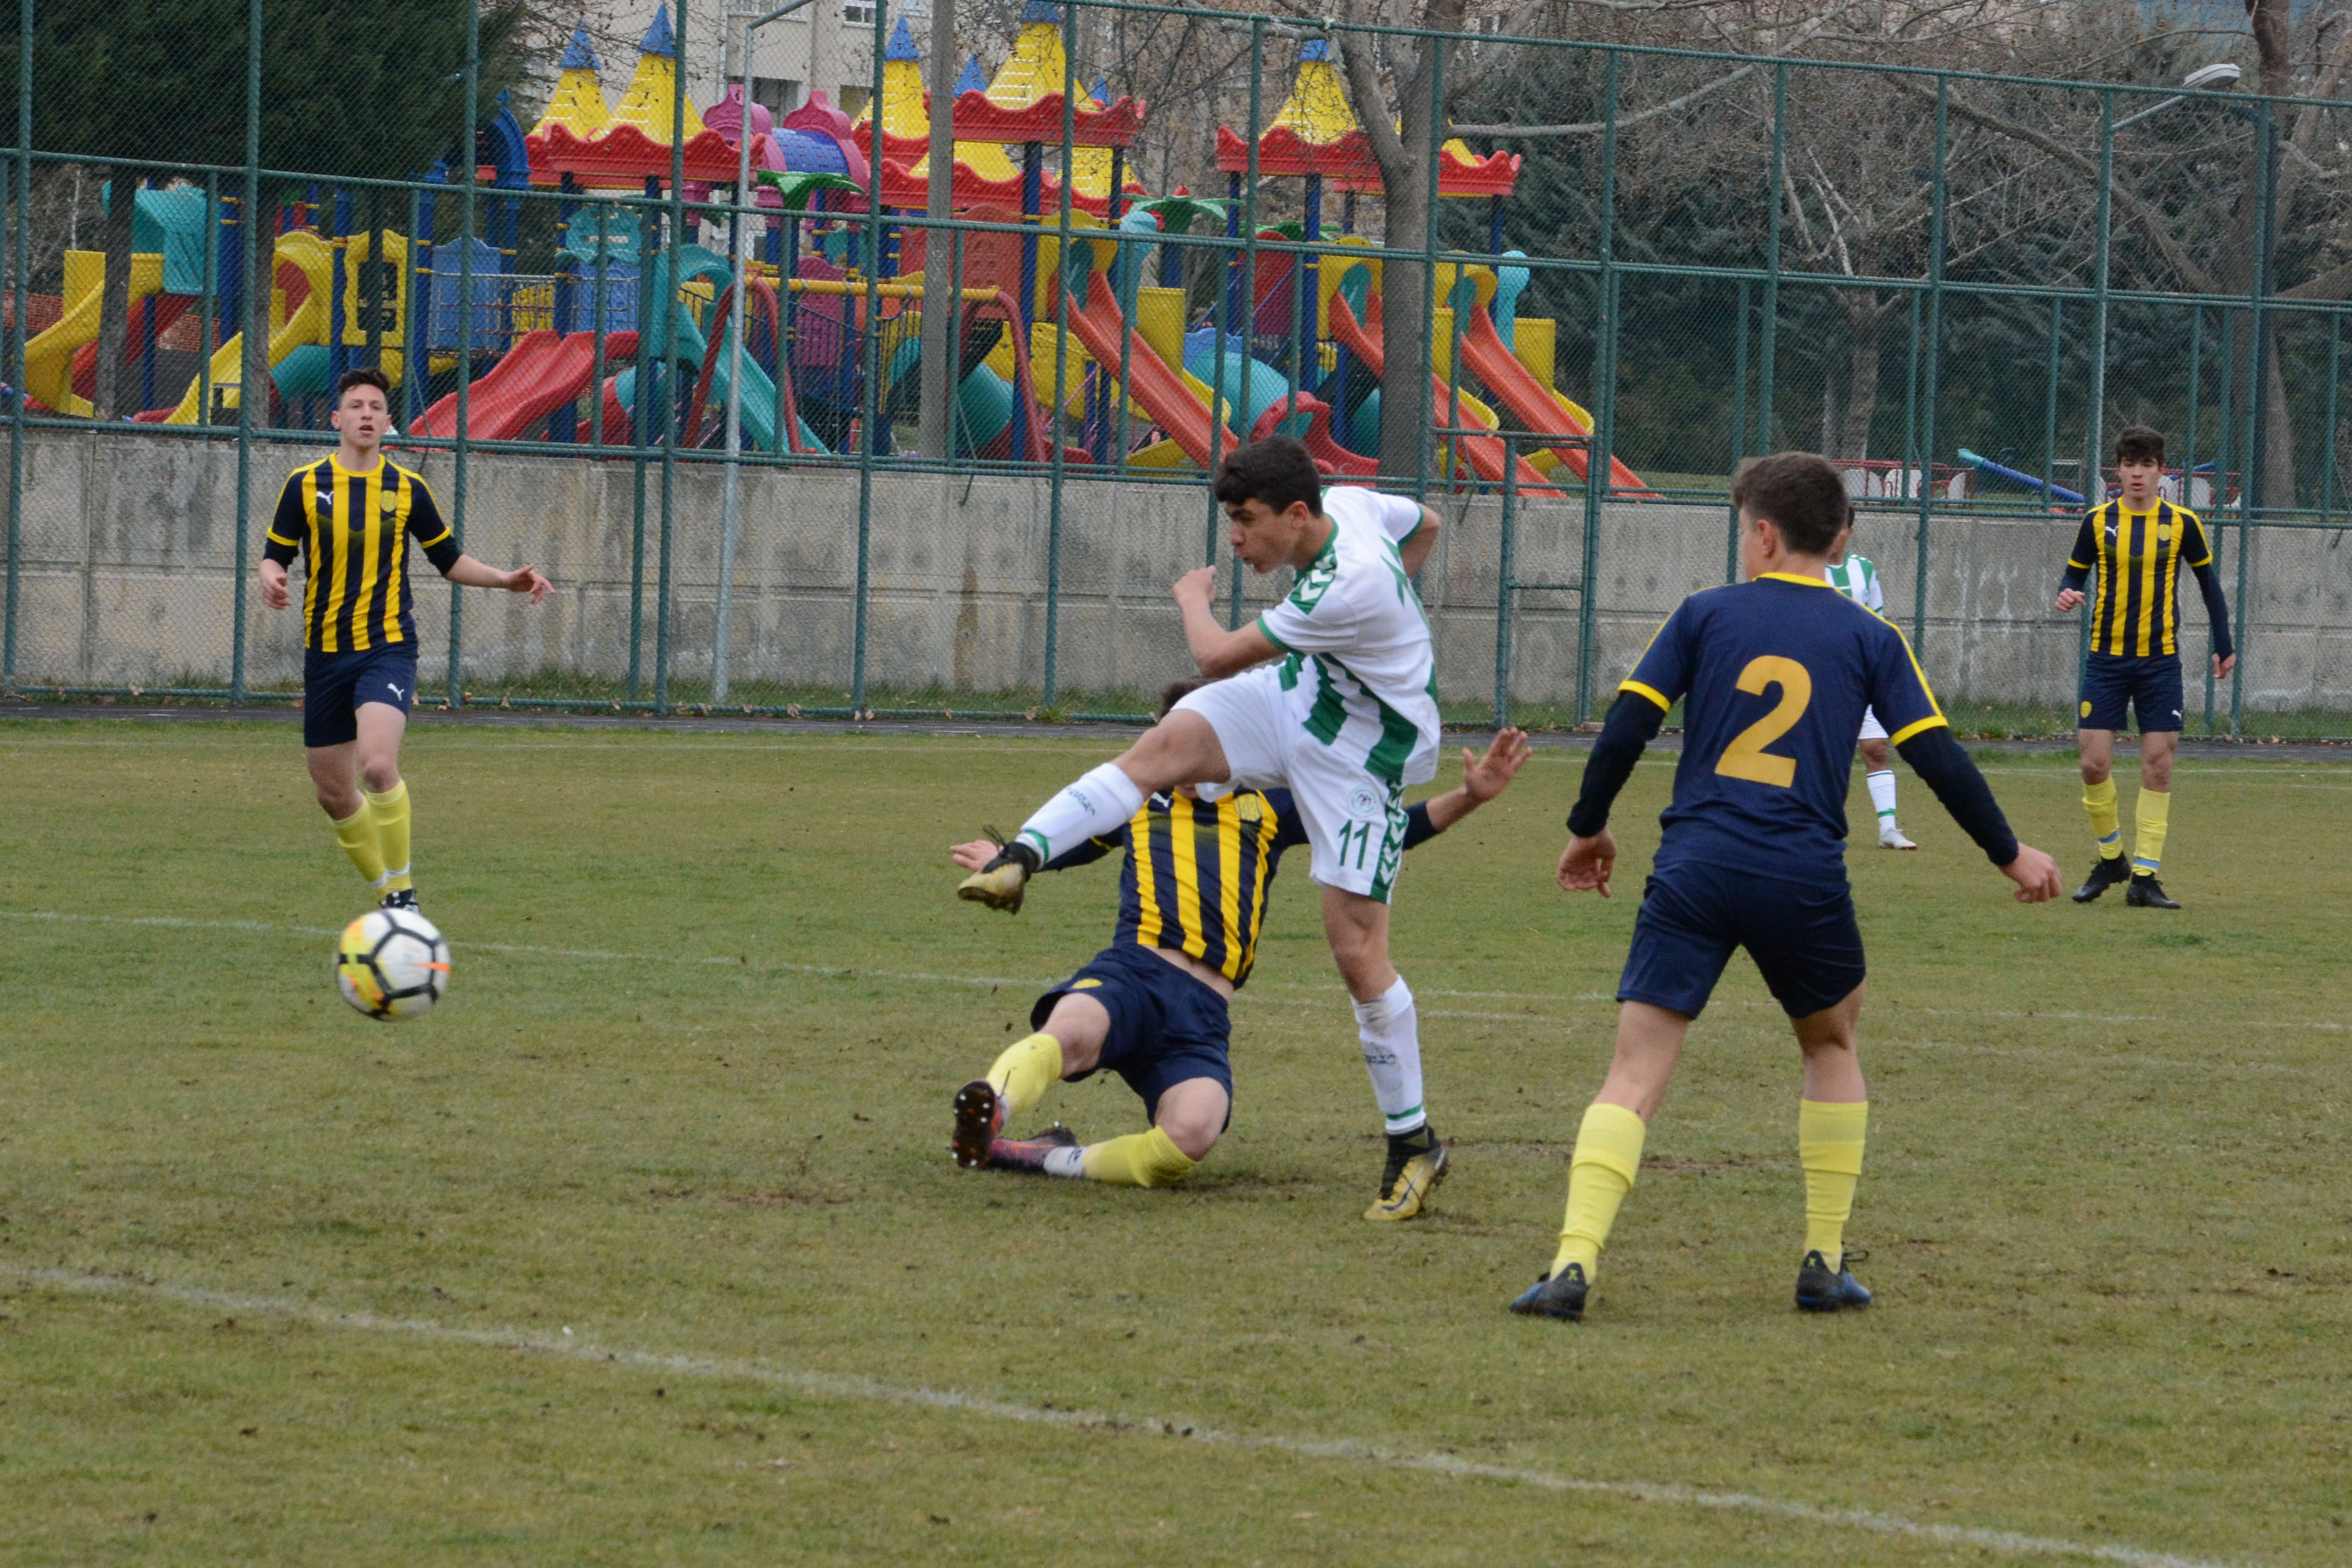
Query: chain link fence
4 1 2348 733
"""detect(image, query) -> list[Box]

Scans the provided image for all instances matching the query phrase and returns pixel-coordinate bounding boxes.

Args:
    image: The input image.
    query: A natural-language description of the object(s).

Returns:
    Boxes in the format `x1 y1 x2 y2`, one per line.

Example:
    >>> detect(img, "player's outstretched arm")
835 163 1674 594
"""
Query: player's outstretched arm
1556 692 1664 898
1415 727 1531 835
445 555 553 601
1893 727 2063 902
1171 566 1281 678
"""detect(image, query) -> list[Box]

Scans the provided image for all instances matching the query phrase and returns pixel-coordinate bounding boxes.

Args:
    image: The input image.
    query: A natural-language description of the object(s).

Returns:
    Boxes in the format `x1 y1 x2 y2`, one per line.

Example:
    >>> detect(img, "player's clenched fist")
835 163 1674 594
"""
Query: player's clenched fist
1171 565 1216 609
1558 830 1617 898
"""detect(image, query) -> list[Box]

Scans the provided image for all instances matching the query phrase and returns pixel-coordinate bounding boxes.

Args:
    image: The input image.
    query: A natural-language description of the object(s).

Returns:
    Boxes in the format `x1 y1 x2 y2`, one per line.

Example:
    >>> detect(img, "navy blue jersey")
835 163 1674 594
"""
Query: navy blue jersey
1621 573 1947 884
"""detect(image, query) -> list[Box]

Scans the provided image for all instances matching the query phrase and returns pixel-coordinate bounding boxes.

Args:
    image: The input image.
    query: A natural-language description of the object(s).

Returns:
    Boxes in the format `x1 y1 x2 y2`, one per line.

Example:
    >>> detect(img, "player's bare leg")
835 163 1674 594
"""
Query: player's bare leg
307 708 412 904
1859 735 1914 849
1513 1001 1688 1319
1325 887 1445 1219
958 713 1231 911
2072 727 2131 902
1793 987 1872 1310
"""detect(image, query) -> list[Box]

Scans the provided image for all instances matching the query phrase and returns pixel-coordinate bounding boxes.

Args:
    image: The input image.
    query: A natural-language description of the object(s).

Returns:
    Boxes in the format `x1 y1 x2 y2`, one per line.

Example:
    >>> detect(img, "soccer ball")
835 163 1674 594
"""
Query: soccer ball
335 909 451 1022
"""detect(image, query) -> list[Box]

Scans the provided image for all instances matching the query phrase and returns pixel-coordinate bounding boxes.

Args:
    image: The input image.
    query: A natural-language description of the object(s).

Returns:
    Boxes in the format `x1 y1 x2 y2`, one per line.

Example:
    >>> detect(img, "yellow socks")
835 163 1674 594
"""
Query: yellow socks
1552 1102 1647 1281
985 1033 1064 1119
1080 1125 1197 1188
366 781 413 894
1799 1100 1869 1270
2083 777 2122 859
2133 788 2171 877
332 804 388 891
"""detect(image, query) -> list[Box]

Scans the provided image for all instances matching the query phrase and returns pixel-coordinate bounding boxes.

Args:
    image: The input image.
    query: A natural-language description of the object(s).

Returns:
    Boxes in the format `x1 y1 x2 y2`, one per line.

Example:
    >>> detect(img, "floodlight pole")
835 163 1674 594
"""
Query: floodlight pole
714 0 821 703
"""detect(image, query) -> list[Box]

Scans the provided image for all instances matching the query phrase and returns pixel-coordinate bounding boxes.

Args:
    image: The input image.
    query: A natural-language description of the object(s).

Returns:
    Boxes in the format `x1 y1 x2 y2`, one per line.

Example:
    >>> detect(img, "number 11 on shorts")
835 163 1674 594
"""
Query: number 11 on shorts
1338 818 1374 869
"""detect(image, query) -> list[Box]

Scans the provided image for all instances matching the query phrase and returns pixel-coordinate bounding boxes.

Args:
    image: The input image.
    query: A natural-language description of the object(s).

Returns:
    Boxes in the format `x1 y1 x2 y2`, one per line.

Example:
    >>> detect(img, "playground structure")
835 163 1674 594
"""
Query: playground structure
21 4 1659 497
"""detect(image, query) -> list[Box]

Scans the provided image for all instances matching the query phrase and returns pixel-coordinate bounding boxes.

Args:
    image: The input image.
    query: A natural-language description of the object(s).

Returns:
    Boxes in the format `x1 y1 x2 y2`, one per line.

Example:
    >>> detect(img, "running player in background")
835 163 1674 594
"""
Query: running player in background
2054 426 2235 910
259 368 551 909
1824 548 1915 850
946 699 1528 1199
956 437 1456 1219
1512 452 2061 1324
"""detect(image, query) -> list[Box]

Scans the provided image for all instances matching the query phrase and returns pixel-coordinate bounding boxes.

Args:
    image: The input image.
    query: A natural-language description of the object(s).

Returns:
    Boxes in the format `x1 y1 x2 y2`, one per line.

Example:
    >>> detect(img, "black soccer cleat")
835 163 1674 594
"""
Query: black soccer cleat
948 1080 1006 1169
986 1124 1081 1174
957 837 1042 913
1796 1248 1872 1312
1508 1262 1589 1321
2071 855 2130 904
380 888 419 912
2125 873 2180 910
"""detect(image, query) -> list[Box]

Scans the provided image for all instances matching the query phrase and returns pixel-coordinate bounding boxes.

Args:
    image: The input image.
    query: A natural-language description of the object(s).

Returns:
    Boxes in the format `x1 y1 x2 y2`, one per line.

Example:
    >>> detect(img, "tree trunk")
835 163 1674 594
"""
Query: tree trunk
1837 289 1881 460
91 170 136 420
242 202 276 429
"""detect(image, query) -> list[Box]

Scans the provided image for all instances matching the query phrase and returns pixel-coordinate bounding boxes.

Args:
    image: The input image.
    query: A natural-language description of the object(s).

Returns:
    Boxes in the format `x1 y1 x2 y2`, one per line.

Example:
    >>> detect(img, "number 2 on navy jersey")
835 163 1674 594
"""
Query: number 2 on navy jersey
1715 656 1812 787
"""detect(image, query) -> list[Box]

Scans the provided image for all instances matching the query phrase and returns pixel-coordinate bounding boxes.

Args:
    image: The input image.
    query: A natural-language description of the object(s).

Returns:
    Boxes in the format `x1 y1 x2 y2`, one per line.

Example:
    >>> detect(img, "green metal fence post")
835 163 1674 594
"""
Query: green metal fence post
1758 60 1786 455
2209 307 2236 735
631 182 653 699
1227 14 1264 632
1040 0 1080 708
2079 90 2115 698
2321 313 2340 531
2038 296 2062 507
231 0 263 705
1494 434 1515 730
2233 99 2276 739
1727 280 1748 583
448 0 481 710
4 0 29 687
1574 49 1617 725
1911 76 1947 648
655 0 690 716
198 173 218 432
849 0 885 714
1901 290 1919 506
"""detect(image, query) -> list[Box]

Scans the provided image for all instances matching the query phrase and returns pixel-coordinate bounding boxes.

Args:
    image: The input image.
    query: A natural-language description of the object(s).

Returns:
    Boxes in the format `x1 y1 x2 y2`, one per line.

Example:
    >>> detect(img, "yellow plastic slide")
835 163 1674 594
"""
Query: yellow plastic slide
22 252 165 416
158 231 335 425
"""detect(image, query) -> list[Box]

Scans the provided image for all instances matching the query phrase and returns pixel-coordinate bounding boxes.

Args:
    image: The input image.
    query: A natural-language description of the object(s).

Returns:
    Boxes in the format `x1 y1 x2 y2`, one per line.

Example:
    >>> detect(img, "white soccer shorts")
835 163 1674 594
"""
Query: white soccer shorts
1175 664 1410 902
1857 706 1889 742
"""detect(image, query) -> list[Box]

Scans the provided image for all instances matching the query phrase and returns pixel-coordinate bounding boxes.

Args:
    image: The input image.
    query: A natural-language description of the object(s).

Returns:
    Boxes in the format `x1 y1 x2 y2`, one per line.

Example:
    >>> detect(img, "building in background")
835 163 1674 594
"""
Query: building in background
578 1 924 124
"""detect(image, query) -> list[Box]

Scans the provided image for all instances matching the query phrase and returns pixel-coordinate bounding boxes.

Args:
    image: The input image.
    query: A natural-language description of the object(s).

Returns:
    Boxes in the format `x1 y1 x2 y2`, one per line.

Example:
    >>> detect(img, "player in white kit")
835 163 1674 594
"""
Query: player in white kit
957 437 1453 1219
1826 550 1916 851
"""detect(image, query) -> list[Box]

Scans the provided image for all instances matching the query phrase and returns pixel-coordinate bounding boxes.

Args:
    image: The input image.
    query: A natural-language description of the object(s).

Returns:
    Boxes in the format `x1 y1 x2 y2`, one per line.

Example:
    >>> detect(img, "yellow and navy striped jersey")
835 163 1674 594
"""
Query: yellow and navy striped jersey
1045 787 1440 988
2063 499 2219 659
263 457 462 653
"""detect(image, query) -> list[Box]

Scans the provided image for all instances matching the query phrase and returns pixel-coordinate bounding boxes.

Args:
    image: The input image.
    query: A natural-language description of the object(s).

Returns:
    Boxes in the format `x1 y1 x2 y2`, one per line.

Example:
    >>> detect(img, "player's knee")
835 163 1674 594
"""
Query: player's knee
2079 756 2110 786
1158 1103 1224 1161
357 758 402 795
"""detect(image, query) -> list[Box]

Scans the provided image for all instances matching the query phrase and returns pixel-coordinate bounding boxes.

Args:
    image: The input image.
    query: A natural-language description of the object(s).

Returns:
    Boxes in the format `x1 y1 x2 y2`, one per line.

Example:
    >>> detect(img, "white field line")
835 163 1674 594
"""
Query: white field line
3 1265 2253 1568
6 909 2342 1041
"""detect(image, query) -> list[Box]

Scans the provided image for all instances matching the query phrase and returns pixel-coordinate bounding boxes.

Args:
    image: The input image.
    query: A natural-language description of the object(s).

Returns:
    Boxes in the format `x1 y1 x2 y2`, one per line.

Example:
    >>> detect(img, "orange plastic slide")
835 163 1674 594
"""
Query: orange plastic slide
414 330 635 441
1327 292 1558 496
1062 270 1238 470
1460 305 1657 496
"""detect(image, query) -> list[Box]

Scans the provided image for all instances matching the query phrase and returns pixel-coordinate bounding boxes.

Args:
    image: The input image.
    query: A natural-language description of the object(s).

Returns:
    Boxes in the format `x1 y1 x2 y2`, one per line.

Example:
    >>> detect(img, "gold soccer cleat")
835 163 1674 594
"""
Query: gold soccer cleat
956 837 1039 913
1365 1134 1450 1221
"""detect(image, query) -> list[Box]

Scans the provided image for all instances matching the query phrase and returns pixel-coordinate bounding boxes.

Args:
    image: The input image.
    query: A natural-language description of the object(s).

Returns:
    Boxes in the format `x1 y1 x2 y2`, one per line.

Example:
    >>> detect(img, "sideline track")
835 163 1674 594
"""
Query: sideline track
5 1263 2253 1568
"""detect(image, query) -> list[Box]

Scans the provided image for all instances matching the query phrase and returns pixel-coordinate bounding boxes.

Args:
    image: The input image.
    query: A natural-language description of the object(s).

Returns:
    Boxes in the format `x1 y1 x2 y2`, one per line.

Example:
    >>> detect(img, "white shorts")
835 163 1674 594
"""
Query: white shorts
1175 664 1412 902
1857 706 1889 742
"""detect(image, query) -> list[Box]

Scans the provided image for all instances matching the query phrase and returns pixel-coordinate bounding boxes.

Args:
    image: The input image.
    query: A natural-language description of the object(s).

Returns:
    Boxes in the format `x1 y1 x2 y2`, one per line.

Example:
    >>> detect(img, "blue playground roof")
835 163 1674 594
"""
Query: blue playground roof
560 23 599 72
637 4 678 59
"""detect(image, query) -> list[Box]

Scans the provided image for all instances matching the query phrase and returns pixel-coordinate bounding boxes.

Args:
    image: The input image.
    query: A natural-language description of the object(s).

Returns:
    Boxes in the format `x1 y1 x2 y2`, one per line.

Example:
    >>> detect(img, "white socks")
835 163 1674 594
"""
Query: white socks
1867 768 1899 826
1042 1145 1086 1178
1353 976 1427 1136
1017 762 1145 863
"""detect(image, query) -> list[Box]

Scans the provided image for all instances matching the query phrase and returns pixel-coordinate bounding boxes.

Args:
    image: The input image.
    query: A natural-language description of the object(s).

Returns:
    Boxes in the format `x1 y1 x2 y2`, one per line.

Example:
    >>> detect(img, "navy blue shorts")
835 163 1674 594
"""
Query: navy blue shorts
1031 943 1233 1123
2078 652 2184 734
303 647 419 748
1618 859 1865 1021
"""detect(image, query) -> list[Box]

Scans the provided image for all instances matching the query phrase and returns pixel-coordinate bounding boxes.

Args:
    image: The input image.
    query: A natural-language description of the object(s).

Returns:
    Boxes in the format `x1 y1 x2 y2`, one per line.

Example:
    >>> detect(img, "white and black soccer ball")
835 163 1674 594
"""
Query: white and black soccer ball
335 909 451 1022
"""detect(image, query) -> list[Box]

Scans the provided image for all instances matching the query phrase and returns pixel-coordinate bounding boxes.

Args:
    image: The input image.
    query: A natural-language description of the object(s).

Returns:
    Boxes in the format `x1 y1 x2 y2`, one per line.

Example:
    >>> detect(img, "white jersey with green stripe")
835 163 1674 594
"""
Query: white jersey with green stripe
1824 554 1884 614
1252 487 1441 788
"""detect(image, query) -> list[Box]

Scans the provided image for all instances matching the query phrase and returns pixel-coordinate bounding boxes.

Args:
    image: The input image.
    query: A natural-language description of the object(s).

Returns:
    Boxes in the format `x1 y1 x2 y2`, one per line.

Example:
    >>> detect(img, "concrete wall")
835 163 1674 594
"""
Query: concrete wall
7 429 2343 713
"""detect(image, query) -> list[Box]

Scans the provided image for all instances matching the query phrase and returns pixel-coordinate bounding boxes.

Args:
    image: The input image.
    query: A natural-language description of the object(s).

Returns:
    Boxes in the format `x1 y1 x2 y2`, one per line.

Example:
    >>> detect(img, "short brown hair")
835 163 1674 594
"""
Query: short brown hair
1213 436 1322 517
1731 451 1850 556
2114 425 2165 465
1158 677 1207 718
335 366 391 405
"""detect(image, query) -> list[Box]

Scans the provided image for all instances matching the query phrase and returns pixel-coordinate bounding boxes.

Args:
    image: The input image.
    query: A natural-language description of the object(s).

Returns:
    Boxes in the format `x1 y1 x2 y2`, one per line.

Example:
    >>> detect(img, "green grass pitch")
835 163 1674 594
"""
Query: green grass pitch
2 719 2347 1566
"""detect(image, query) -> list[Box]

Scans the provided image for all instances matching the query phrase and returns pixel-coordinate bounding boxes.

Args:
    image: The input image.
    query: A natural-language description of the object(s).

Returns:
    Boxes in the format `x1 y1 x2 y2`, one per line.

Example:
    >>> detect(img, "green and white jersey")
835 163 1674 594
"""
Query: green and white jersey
1252 487 1442 788
1825 553 1884 614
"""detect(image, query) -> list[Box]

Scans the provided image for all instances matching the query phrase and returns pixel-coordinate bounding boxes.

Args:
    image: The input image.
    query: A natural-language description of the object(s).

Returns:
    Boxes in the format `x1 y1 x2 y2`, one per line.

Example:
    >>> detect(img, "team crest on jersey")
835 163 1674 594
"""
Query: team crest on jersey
1235 794 1263 825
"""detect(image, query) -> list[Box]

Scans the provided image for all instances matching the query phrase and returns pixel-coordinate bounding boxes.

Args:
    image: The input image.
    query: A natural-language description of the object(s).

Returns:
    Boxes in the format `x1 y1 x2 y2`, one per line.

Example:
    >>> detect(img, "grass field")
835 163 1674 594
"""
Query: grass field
2 719 2348 1566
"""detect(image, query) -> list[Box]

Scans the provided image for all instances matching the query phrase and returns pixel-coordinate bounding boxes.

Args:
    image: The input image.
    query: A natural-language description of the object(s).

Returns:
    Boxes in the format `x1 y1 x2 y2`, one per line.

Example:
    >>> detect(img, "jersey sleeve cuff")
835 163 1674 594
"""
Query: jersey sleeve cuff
1887 714 1948 746
1619 680 1671 713
1253 615 1299 654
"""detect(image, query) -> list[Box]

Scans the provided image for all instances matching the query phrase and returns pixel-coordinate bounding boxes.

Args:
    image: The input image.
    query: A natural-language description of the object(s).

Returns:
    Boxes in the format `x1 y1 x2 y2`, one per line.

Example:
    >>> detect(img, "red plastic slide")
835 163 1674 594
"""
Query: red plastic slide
1460 305 1657 496
414 330 642 441
1062 270 1238 470
1327 292 1558 497
71 293 195 404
